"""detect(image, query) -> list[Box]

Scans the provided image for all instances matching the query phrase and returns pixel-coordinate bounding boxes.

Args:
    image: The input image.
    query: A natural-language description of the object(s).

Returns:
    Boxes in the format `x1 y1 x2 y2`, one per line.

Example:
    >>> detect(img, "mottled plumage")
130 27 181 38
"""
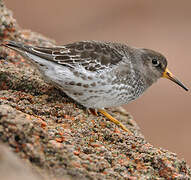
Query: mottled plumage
2 40 188 133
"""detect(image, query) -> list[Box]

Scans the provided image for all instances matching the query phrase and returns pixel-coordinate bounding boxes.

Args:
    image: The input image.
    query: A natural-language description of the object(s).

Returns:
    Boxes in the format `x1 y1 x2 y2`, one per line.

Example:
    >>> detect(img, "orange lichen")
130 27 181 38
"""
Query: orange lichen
73 151 80 155
55 138 63 143
40 121 47 128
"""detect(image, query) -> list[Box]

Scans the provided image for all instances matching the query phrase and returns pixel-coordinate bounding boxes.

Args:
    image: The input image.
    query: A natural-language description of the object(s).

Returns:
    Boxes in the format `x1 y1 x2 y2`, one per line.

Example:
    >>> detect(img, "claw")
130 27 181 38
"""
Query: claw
87 108 98 116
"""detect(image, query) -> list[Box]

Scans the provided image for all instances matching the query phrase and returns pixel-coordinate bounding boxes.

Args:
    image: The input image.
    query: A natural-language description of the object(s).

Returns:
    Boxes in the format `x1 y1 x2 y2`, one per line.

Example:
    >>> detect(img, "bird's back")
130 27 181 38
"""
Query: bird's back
2 40 147 109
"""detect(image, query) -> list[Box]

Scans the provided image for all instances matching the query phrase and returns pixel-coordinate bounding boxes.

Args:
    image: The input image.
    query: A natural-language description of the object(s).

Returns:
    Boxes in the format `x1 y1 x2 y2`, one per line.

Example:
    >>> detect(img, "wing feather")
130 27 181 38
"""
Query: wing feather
4 41 125 72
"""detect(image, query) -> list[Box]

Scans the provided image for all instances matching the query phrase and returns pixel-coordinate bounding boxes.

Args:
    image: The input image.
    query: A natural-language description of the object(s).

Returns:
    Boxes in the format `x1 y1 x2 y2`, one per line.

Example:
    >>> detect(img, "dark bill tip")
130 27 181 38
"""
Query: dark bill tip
168 75 188 91
163 68 188 91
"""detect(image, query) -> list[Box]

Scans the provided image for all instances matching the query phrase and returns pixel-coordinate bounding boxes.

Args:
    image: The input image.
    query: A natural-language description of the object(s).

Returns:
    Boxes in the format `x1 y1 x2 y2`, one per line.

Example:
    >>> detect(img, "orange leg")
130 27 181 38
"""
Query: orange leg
98 109 132 135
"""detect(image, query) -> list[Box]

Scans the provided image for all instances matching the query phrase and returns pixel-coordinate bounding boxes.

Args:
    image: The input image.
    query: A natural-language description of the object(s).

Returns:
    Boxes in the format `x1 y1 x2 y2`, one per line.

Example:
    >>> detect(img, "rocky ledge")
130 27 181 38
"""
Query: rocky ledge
0 1 190 179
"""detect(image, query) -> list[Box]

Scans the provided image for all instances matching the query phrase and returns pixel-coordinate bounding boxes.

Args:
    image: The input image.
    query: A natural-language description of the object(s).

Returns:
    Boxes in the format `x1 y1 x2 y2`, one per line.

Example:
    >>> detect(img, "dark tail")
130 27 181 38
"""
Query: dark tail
1 40 32 52
1 41 54 62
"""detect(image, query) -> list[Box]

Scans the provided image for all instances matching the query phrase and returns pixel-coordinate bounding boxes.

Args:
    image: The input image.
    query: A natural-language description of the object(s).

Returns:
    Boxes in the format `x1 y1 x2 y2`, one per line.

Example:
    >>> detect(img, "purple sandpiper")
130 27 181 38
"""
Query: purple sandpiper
1 41 188 133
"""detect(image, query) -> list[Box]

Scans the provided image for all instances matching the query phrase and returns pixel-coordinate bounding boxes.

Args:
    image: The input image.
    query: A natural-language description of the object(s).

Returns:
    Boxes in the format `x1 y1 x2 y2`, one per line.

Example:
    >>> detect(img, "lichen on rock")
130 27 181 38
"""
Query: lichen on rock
0 1 190 179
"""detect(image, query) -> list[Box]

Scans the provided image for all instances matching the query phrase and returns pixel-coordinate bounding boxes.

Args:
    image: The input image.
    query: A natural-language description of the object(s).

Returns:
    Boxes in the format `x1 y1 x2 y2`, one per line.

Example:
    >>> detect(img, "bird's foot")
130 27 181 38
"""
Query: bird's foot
98 109 132 135
87 108 98 116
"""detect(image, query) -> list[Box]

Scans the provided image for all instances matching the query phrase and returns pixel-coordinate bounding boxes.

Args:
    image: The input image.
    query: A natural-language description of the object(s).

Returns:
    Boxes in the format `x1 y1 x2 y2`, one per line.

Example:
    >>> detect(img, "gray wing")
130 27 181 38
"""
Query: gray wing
3 41 125 72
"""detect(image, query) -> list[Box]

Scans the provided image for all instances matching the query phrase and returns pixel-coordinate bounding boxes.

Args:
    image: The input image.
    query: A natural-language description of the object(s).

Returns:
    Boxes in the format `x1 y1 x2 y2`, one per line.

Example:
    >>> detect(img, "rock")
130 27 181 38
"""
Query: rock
0 0 190 179
0 144 42 180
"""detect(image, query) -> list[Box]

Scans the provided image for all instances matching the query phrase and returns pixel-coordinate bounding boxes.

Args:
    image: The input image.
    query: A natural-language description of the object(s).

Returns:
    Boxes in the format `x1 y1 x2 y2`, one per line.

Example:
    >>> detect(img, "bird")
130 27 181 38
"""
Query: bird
1 40 188 134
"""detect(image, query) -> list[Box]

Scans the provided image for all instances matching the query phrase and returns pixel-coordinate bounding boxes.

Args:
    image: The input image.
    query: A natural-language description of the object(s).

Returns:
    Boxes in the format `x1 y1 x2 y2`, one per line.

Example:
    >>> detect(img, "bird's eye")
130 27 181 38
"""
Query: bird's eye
152 59 160 67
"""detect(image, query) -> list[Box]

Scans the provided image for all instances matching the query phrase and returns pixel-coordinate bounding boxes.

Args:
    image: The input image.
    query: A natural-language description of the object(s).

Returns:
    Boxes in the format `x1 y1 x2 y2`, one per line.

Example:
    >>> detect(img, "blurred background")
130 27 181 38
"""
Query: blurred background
6 0 191 165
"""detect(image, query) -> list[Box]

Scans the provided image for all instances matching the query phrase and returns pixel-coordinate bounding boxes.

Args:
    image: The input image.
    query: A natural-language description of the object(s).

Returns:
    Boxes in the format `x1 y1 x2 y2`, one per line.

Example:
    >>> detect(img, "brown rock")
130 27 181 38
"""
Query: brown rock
0 1 190 179
0 144 42 180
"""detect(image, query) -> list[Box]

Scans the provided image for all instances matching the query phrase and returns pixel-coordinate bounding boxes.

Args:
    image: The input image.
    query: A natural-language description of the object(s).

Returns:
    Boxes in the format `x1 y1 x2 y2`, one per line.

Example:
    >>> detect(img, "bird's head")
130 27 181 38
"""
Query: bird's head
140 48 188 91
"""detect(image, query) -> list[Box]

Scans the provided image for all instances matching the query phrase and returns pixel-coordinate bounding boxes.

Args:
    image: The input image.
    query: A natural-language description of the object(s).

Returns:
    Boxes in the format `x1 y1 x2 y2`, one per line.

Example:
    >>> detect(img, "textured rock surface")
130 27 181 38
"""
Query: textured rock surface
0 144 43 180
0 1 190 179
